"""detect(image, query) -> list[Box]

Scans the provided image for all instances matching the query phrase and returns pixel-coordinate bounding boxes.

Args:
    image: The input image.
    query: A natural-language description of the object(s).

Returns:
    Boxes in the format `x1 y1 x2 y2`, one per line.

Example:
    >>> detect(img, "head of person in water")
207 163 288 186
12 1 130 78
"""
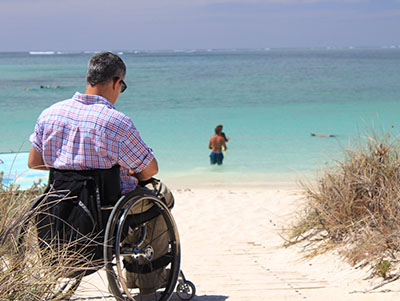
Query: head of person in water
215 125 223 135
216 124 224 133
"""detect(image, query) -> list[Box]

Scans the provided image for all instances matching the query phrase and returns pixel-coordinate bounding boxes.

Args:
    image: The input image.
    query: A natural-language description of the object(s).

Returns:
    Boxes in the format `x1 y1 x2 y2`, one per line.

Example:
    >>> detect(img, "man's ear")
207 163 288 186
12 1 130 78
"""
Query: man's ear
112 78 119 91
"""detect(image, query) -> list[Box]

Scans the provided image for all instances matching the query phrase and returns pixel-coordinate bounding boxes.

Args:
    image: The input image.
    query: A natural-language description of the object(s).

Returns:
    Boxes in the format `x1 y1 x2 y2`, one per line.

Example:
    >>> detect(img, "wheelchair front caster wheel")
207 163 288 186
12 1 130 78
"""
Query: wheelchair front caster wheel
176 280 196 300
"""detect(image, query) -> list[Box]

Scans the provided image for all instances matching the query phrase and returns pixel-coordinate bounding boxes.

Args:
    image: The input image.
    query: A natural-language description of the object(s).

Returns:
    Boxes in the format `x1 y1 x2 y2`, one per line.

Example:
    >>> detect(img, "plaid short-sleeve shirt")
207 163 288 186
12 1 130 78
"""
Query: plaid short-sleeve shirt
29 92 155 194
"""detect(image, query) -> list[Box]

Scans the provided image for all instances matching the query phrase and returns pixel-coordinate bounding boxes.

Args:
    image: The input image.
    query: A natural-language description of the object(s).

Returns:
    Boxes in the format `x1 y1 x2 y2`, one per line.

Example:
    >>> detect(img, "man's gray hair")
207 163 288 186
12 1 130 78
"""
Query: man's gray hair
86 52 126 86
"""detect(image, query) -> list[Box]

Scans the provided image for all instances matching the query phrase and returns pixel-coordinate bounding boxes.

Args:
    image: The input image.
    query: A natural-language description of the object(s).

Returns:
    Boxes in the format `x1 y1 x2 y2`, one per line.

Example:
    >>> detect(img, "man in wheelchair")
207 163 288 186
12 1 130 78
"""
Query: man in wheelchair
27 52 171 297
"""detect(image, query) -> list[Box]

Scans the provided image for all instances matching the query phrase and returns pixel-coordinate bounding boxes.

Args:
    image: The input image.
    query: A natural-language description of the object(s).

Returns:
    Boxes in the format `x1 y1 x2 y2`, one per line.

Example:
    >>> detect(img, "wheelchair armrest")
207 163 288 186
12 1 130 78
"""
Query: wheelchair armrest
138 177 160 187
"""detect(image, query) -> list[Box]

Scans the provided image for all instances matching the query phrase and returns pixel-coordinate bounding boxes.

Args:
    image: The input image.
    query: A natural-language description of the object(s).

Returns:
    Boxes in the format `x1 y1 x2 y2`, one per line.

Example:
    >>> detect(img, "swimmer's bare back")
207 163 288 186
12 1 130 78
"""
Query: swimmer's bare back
209 134 227 152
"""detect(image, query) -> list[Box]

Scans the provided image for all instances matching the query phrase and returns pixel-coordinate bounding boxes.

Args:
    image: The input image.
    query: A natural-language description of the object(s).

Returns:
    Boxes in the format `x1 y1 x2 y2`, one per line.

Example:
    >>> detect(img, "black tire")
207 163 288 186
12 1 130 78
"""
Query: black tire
104 192 181 301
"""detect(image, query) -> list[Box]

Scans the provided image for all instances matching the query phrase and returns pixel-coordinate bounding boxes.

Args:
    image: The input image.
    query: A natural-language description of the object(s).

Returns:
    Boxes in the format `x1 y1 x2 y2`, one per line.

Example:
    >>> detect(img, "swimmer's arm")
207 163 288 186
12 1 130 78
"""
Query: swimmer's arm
28 146 49 170
208 139 213 150
223 141 227 151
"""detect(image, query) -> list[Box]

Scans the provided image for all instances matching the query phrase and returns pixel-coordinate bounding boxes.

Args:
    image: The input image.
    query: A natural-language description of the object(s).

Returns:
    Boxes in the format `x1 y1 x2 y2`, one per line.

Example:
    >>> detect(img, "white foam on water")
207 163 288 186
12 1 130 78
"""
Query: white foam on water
29 51 55 55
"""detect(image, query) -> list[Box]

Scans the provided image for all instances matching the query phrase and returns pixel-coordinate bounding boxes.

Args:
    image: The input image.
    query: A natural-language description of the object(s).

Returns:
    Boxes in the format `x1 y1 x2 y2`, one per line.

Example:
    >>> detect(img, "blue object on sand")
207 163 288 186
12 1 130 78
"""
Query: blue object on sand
0 152 48 188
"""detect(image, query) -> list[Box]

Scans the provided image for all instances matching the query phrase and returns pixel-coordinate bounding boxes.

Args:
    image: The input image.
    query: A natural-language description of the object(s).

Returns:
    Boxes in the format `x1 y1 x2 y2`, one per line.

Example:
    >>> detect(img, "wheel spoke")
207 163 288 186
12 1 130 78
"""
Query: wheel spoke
104 193 181 300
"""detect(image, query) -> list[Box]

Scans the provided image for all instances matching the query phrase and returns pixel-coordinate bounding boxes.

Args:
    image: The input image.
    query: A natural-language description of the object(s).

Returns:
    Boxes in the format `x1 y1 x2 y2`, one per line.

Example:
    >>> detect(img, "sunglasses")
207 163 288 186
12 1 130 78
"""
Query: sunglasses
114 77 127 93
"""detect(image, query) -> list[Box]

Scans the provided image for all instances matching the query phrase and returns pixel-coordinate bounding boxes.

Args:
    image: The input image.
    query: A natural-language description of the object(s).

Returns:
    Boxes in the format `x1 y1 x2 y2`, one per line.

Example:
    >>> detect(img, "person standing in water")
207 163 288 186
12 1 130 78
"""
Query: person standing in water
209 126 227 165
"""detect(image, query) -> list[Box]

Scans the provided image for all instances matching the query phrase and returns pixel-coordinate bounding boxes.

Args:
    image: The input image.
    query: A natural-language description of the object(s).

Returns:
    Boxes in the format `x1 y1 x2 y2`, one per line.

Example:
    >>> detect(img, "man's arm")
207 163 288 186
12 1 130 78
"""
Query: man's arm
208 138 213 150
222 140 227 151
130 158 159 181
28 146 49 170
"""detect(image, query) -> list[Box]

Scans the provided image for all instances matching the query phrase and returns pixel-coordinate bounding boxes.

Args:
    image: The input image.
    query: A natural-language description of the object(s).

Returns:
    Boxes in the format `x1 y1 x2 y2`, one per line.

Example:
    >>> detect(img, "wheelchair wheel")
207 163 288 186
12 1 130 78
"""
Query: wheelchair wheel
13 212 83 300
176 280 196 300
104 192 181 301
176 271 196 300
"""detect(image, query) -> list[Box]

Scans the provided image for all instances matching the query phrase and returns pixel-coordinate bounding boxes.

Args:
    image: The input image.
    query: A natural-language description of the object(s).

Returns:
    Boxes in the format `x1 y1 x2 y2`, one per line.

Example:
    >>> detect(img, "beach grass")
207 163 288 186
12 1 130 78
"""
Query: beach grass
287 126 400 279
0 175 93 300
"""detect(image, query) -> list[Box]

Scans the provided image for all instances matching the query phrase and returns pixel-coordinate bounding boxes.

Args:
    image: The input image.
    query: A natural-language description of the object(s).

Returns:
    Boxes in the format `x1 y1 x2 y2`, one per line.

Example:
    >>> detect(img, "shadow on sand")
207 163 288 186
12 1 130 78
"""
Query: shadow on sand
74 294 228 301
182 295 228 301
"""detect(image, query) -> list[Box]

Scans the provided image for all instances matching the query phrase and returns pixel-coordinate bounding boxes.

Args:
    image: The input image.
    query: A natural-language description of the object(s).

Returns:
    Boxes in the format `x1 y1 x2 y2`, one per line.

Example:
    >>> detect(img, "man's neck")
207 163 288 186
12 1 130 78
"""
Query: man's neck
85 84 116 104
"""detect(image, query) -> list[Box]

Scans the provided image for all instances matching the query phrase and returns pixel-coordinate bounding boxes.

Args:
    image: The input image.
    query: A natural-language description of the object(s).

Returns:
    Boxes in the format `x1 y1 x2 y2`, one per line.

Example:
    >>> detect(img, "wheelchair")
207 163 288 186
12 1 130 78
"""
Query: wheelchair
14 171 195 301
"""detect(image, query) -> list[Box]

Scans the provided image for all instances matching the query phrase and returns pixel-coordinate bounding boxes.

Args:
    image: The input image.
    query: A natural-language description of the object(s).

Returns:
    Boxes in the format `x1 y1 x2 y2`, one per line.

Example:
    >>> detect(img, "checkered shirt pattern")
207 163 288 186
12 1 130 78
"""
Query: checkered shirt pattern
29 92 155 194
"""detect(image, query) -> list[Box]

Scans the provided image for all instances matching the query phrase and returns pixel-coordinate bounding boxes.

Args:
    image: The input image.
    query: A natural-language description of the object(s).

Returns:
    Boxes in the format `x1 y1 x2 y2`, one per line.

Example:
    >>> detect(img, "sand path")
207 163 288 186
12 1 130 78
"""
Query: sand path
73 188 400 300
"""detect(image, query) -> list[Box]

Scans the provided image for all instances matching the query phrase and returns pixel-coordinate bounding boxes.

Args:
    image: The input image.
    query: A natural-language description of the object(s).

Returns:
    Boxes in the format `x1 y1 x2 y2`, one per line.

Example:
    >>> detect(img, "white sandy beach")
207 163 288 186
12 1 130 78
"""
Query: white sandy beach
73 186 400 300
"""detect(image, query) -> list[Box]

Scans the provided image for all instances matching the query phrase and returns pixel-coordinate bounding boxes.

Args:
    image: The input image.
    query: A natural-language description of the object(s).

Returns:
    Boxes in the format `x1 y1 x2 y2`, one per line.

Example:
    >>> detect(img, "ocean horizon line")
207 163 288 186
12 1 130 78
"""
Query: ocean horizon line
1 45 400 55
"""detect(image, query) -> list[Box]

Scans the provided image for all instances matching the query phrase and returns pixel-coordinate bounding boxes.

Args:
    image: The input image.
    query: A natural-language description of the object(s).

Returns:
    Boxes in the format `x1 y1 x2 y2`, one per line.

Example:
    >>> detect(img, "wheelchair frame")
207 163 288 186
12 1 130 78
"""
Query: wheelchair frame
15 185 195 301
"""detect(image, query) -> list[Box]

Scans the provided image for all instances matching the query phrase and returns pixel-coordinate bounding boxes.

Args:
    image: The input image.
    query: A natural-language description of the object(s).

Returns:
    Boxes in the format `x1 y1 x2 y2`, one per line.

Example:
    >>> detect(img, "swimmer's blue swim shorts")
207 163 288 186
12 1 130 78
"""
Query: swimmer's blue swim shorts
210 152 223 165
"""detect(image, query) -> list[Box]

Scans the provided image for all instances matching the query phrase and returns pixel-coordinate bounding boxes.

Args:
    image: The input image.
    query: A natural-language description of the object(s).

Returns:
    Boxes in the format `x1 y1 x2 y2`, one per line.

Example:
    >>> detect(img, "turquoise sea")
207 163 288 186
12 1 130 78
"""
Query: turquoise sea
1 48 400 188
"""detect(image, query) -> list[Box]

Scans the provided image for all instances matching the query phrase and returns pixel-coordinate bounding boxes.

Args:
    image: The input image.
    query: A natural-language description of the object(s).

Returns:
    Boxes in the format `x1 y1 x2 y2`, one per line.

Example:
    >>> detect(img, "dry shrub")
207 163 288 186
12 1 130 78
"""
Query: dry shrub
0 176 91 300
288 127 400 271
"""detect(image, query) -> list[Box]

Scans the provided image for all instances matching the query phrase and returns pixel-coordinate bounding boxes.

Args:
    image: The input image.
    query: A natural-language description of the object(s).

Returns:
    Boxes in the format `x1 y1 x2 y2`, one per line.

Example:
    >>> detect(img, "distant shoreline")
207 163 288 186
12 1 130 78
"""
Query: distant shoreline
0 151 29 155
0 151 305 190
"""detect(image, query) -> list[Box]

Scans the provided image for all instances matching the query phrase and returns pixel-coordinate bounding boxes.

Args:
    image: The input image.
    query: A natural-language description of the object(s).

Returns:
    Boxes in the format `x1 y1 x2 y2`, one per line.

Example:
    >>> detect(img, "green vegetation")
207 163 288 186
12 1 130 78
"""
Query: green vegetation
375 259 392 279
287 127 400 280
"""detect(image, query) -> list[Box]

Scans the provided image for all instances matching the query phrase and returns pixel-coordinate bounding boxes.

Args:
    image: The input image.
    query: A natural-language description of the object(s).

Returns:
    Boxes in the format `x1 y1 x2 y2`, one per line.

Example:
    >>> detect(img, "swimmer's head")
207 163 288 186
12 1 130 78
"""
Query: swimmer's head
215 124 223 134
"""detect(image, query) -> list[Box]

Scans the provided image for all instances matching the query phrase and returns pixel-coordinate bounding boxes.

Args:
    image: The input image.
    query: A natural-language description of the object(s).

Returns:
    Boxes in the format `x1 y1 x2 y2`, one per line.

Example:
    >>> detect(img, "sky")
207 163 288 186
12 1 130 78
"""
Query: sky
0 0 399 51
